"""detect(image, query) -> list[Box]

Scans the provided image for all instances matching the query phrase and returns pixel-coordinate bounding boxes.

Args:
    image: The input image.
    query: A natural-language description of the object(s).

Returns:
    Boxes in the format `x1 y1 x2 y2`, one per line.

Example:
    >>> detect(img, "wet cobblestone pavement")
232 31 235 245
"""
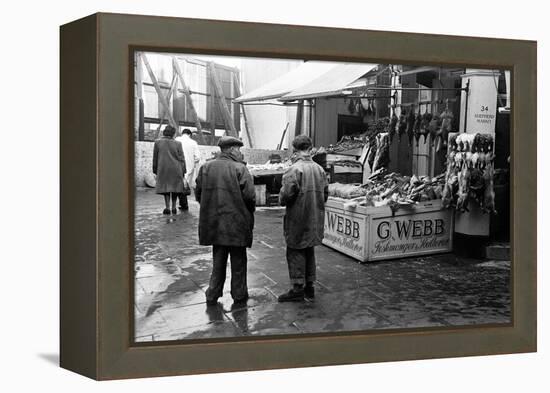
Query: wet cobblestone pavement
134 188 511 342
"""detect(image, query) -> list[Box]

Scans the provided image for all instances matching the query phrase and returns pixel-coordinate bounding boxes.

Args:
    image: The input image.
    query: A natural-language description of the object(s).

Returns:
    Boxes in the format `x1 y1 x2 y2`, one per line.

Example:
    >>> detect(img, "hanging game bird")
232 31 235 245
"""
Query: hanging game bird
406 108 416 146
388 110 398 143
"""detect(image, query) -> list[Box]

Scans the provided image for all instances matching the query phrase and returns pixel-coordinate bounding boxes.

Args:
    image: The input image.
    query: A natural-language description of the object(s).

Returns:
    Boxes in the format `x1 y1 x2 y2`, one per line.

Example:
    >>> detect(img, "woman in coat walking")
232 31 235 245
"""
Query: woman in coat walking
153 125 186 215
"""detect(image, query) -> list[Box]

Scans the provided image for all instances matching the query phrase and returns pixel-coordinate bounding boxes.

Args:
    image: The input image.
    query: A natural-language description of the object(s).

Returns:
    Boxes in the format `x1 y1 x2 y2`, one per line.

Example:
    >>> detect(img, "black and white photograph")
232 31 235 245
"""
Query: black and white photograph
133 51 511 342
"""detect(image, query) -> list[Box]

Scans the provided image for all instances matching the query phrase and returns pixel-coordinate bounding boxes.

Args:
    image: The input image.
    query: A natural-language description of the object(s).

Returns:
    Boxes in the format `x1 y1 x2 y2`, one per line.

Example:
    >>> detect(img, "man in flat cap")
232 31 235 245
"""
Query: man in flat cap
278 135 328 302
195 136 256 305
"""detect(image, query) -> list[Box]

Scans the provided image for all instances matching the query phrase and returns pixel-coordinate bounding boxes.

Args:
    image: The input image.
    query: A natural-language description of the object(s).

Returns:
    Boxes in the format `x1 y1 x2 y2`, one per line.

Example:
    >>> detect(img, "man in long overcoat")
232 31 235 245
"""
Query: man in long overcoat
278 135 328 302
195 136 255 305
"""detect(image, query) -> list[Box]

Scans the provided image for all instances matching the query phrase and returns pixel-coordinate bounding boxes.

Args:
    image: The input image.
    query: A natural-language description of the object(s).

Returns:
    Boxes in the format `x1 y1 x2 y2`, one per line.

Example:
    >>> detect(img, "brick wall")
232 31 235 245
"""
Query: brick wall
135 141 291 187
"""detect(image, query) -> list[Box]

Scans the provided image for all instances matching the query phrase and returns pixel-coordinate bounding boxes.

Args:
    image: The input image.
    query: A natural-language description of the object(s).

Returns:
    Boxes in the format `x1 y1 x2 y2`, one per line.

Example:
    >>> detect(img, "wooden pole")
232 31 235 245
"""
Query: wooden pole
295 100 304 137
206 65 217 145
140 53 178 129
135 53 145 141
156 73 178 138
277 122 290 150
172 57 206 144
232 72 253 148
208 62 238 137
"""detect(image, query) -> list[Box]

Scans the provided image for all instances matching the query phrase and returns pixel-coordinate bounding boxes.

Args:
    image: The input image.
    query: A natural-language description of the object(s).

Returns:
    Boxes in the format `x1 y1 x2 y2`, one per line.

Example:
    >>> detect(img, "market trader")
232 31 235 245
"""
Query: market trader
175 128 201 211
278 135 328 302
195 136 256 306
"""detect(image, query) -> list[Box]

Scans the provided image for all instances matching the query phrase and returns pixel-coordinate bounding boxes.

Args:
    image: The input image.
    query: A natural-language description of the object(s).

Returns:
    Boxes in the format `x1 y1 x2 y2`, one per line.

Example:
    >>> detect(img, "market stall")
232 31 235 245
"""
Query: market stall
323 170 453 262
248 159 290 206
235 63 509 259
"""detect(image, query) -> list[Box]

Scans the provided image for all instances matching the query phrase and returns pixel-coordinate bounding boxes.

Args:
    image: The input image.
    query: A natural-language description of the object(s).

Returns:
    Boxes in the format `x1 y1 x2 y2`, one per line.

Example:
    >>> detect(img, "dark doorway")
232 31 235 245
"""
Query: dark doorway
337 114 365 140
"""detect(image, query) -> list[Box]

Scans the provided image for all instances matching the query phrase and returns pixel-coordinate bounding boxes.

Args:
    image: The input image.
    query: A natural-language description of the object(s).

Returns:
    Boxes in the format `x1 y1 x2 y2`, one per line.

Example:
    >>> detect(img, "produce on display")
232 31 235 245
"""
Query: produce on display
441 132 496 213
371 117 391 134
332 159 363 169
328 169 445 213
326 135 367 153
248 161 291 172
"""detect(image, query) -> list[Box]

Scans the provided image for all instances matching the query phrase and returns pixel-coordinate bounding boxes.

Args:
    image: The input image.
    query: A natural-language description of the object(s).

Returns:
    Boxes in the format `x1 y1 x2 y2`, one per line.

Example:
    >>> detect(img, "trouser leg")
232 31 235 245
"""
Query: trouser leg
229 247 248 301
178 193 188 209
304 246 316 284
205 245 228 302
286 247 306 286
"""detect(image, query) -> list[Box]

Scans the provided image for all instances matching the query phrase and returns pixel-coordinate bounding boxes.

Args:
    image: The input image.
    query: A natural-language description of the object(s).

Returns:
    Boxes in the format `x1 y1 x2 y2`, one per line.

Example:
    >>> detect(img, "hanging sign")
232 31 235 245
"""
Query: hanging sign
460 69 500 135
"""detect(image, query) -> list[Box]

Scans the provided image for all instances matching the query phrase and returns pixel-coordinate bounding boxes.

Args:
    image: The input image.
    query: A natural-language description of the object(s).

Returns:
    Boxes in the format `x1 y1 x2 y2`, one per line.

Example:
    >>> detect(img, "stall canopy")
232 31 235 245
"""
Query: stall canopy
234 61 337 103
279 63 377 101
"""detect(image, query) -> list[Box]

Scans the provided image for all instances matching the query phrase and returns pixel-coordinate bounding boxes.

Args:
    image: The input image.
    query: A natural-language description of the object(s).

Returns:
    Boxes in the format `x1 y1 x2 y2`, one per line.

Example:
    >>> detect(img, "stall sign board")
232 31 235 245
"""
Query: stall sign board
322 199 454 262
323 205 368 261
368 205 454 261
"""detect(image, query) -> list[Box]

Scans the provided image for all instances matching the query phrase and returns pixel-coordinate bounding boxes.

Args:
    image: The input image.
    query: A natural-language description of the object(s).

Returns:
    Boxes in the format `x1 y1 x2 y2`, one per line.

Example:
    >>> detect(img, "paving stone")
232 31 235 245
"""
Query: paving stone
135 310 170 338
160 302 229 331
226 301 316 336
154 321 243 341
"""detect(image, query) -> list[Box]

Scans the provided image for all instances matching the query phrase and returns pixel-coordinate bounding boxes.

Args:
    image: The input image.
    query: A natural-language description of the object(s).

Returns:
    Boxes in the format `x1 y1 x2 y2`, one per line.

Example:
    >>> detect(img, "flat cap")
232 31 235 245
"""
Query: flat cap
218 136 244 148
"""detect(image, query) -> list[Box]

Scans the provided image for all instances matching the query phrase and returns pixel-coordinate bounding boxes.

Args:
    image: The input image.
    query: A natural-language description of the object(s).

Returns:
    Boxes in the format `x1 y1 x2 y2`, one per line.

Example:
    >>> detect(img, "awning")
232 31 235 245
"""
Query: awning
234 61 338 103
279 63 377 101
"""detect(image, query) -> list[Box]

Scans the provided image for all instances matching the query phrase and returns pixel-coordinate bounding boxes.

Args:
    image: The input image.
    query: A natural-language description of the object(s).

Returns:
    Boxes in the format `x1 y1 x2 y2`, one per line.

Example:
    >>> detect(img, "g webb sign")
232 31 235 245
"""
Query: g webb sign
323 203 453 262
324 211 366 257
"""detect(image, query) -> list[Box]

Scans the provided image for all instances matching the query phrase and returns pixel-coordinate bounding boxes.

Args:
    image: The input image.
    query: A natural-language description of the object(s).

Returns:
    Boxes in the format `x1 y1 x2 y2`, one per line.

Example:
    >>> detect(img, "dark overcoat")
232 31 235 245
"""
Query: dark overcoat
195 152 256 247
279 153 328 249
152 137 186 194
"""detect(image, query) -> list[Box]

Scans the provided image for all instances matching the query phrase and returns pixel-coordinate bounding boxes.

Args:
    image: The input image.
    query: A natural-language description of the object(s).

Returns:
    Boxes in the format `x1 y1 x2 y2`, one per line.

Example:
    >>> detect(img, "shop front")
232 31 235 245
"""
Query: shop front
235 62 510 261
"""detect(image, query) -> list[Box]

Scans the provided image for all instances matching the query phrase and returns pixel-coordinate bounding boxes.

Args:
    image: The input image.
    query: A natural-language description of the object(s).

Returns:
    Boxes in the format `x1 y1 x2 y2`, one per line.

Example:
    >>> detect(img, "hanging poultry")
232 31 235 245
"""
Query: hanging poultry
441 132 496 214
421 111 433 145
370 100 376 118
388 109 398 143
413 108 423 146
482 163 496 214
406 107 416 146
397 109 408 141
366 136 377 172
417 107 429 144
438 106 454 152
441 133 459 208
347 98 356 114
455 163 471 212
357 99 366 119
372 132 390 172
427 114 439 148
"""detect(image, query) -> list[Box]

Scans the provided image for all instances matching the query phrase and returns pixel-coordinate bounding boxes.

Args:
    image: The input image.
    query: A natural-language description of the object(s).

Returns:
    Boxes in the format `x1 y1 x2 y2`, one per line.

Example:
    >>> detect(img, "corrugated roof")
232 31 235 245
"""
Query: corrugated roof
279 63 376 101
234 61 338 103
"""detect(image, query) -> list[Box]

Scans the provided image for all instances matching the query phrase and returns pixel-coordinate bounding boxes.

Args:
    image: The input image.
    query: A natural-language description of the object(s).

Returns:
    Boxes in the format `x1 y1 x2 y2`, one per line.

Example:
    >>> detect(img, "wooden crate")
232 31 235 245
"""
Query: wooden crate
323 198 454 262
329 164 363 184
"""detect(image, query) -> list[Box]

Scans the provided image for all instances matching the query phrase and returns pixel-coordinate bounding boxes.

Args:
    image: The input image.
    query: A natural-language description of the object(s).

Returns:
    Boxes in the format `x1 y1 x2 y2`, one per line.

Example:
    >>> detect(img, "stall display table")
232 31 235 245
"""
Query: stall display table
323 197 454 262
250 169 285 206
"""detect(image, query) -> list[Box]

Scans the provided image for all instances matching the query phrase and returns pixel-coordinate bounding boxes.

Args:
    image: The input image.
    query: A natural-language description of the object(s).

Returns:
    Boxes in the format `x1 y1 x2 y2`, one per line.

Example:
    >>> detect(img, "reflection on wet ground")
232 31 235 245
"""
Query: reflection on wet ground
134 189 511 342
